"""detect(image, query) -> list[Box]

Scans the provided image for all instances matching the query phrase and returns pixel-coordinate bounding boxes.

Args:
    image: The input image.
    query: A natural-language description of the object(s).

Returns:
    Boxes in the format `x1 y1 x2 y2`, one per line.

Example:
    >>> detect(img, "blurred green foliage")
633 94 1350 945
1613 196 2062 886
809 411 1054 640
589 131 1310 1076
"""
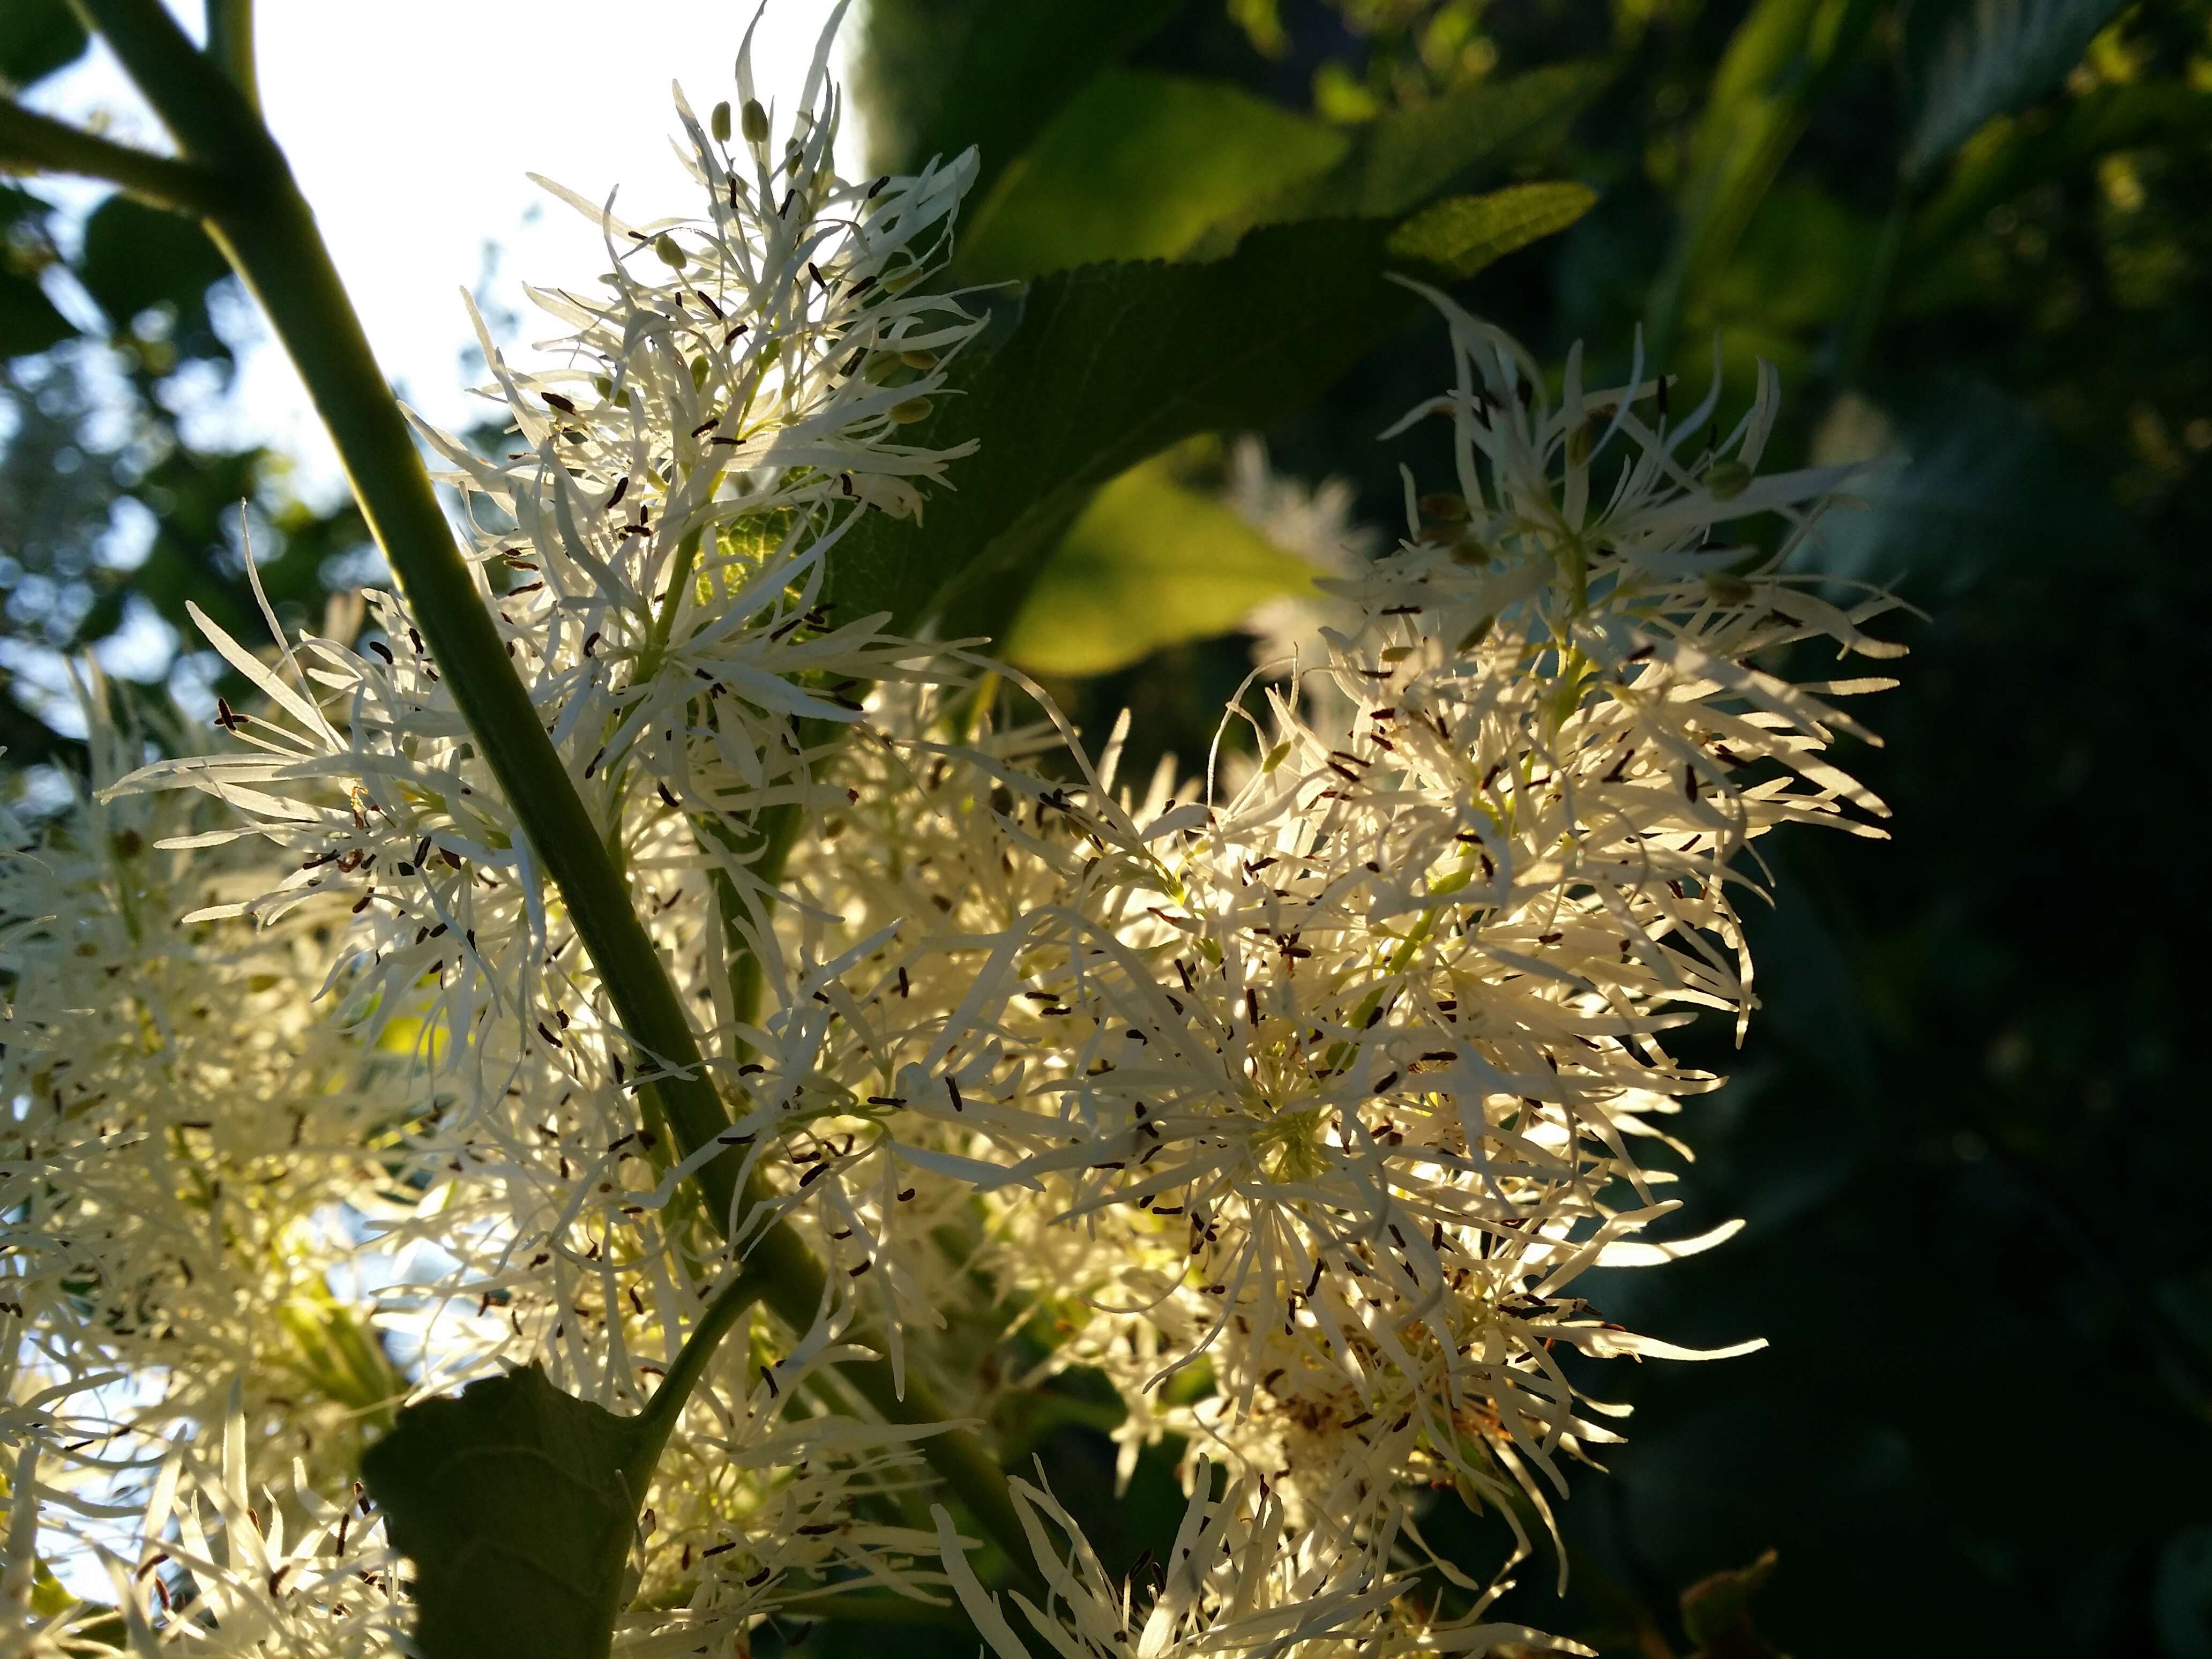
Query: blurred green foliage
0 13 367 769
835 0 2212 1654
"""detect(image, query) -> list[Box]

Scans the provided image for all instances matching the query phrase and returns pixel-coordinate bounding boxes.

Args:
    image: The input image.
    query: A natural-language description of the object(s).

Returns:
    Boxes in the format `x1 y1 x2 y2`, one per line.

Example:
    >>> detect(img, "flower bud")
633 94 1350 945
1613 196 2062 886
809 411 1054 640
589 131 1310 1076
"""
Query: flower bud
654 234 685 268
1705 459 1753 499
712 101 733 144
890 397 933 425
742 99 770 144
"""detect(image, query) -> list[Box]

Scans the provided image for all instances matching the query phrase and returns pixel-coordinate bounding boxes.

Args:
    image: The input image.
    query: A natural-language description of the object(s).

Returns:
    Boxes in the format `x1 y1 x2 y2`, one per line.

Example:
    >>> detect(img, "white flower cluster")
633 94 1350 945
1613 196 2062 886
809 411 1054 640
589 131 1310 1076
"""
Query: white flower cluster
0 23 1901 1657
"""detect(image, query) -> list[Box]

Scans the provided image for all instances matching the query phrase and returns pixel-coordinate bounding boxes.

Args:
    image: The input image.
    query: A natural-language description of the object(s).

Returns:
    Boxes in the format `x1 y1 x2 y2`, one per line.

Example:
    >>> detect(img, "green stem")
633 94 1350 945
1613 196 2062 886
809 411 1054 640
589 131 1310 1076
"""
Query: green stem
772 1590 972 1629
67 0 1043 1599
0 101 230 215
204 0 257 110
705 796 803 1059
638 526 707 684
629 1269 771 1474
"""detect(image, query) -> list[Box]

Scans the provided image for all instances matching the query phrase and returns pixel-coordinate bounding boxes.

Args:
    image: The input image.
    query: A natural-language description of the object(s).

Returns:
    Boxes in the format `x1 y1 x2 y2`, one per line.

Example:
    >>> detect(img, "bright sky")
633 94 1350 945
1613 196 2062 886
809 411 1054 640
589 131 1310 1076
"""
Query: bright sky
27 0 857 497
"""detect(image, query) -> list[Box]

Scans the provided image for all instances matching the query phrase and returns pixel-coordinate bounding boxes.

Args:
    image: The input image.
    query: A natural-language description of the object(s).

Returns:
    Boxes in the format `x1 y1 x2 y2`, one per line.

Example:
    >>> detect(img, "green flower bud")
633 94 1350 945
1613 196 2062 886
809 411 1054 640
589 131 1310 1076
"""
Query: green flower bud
1705 459 1753 499
890 397 933 425
711 101 733 144
654 234 685 269
899 349 937 370
742 99 770 144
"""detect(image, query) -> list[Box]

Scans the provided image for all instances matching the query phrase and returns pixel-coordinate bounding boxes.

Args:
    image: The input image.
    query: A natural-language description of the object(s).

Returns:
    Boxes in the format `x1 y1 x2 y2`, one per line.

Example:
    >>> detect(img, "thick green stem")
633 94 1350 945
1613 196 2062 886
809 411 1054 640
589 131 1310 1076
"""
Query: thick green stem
1837 185 1909 388
204 0 257 109
0 102 230 215
67 0 1042 1598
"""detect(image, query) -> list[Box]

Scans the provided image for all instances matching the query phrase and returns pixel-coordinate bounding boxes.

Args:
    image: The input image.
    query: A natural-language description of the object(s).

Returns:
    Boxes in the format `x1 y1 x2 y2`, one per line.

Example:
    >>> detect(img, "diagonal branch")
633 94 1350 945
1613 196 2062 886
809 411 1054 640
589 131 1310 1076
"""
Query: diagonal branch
0 101 231 216
205 0 258 111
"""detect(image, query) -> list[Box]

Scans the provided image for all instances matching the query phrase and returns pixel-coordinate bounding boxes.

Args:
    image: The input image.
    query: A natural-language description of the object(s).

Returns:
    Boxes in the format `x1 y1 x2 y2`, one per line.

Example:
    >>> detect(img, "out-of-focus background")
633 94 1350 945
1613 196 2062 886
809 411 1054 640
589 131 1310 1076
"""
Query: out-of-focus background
5 1 2208 1652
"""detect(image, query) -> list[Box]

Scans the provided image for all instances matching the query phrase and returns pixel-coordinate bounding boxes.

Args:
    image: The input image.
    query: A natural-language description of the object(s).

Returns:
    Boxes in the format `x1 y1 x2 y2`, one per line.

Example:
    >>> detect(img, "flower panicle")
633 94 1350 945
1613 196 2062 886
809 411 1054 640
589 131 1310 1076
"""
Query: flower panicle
6 28 1909 1659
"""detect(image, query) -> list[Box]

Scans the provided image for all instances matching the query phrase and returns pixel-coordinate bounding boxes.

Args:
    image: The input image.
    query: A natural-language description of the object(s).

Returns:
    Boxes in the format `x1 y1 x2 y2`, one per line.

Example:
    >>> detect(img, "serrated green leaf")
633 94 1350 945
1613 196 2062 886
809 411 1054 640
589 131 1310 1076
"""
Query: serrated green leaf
1386 182 1598 280
876 0 1187 197
1003 456 1317 676
1199 61 1610 251
954 71 1348 281
829 190 1591 645
1902 0 2130 181
361 1364 652 1659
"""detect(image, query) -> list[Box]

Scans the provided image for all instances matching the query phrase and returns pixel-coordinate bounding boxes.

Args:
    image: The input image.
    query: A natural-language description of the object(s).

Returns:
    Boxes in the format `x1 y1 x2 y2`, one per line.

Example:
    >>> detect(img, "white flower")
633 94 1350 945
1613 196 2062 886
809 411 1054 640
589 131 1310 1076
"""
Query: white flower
935 1456 1588 1659
842 291 1903 1588
10 11 1910 1648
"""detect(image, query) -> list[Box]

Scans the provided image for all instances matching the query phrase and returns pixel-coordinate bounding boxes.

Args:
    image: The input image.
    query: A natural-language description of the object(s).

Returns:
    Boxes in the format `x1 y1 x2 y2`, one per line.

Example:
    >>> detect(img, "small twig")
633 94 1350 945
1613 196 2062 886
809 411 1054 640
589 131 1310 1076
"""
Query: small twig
0 101 231 216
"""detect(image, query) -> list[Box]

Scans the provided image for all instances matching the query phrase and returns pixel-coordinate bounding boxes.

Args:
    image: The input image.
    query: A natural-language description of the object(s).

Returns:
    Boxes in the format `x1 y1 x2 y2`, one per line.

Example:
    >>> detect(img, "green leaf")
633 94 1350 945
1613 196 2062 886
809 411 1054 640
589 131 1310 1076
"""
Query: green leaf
1902 0 2131 181
0 0 89 91
1205 61 1610 243
1900 81 2212 290
953 70 1348 281
874 0 1187 197
826 188 1594 643
76 194 234 361
0 267 73 358
1386 182 1599 280
360 1364 652 1659
1002 455 1318 676
1647 0 1880 360
1680 1548 1780 1649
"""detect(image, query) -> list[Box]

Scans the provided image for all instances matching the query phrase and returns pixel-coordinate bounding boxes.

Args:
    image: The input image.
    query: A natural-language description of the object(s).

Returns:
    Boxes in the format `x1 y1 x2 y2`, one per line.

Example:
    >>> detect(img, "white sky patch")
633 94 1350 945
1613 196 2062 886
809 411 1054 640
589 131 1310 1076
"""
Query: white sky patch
25 0 858 498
